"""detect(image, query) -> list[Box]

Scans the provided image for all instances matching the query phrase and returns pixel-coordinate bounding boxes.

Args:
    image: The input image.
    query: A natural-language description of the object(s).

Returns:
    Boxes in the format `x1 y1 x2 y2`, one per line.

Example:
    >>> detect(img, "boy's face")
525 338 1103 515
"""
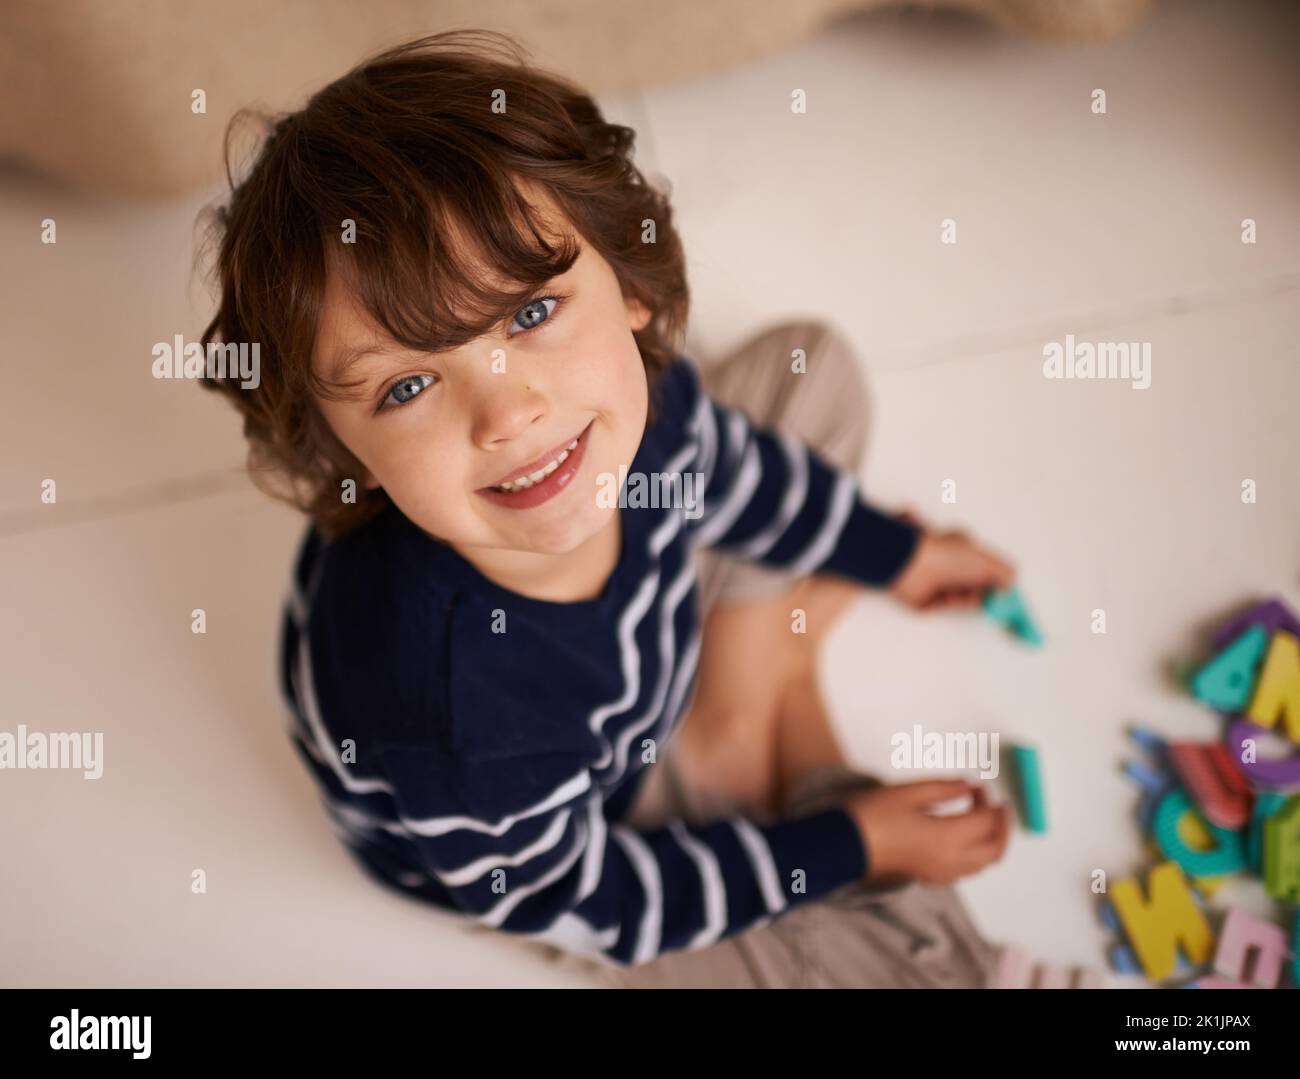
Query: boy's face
311 204 651 561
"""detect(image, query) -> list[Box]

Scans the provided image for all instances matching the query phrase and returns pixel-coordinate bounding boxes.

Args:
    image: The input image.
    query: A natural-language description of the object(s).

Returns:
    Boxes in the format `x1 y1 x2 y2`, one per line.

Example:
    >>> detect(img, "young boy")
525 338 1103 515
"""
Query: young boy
198 29 1016 988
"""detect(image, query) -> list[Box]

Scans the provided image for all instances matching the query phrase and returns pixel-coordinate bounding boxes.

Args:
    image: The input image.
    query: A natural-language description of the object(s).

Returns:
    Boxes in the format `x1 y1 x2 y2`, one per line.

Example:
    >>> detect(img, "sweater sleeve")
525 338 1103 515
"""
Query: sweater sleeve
677 357 921 586
371 746 867 967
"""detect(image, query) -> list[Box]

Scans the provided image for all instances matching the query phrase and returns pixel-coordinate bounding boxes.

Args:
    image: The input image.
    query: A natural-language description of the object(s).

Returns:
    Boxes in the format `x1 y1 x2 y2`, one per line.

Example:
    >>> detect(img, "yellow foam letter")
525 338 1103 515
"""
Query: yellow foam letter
1110 862 1213 982
1247 631 1300 743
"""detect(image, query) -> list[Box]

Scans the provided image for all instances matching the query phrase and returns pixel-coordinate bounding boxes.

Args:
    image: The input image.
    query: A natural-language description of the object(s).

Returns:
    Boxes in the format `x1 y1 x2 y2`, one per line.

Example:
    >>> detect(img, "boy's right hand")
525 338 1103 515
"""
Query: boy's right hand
843 779 1011 886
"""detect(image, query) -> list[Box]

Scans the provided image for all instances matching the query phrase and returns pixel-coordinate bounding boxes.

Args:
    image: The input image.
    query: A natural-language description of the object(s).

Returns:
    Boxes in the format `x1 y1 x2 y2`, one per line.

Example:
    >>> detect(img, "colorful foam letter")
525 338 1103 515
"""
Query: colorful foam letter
1166 740 1254 829
1194 975 1254 989
1212 597 1300 651
1262 794 1300 902
1155 812 1228 896
1247 630 1300 744
1129 726 1169 758
1124 727 1175 833
1225 718 1300 791
1153 788 1245 878
1099 897 1191 977
1190 624 1268 712
1292 909 1300 988
1212 908 1288 989
1126 760 1172 833
994 945 1034 988
1072 968 1105 989
1248 790 1288 872
1000 944 1105 988
982 587 1045 647
1106 933 1141 975
1109 862 1213 983
1011 743 1047 833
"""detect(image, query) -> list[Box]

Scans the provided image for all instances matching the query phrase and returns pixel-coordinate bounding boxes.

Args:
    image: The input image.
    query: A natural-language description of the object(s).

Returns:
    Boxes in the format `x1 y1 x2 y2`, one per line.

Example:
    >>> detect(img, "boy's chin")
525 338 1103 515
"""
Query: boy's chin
513 505 614 556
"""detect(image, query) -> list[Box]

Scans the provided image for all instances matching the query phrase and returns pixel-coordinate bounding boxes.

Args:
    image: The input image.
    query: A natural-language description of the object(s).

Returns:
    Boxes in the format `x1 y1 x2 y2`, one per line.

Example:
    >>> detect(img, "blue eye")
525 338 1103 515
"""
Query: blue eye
508 296 559 337
375 292 567 413
381 373 435 410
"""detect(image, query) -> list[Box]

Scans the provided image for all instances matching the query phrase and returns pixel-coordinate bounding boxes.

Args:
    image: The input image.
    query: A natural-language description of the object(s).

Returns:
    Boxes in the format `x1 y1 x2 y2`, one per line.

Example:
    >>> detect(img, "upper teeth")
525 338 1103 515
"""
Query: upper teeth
493 438 579 492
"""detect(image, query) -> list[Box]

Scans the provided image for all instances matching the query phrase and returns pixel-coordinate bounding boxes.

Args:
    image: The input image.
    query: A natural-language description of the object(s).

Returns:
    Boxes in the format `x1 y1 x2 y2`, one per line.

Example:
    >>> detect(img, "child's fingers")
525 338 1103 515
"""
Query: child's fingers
929 588 983 611
916 592 947 611
936 793 1006 844
966 806 1013 863
974 801 1010 844
979 548 1017 589
900 778 974 806
970 791 1014 839
957 842 1004 875
945 830 1006 878
995 803 1012 848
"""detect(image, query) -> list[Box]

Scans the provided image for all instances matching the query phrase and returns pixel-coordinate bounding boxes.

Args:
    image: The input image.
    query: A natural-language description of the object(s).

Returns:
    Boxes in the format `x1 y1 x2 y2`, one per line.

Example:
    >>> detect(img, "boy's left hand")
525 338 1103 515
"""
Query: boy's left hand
888 510 1016 611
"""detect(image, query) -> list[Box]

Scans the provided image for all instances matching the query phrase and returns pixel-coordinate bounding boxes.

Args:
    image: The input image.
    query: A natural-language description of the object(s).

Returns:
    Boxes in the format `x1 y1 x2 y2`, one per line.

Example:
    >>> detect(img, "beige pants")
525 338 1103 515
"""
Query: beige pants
545 322 1001 988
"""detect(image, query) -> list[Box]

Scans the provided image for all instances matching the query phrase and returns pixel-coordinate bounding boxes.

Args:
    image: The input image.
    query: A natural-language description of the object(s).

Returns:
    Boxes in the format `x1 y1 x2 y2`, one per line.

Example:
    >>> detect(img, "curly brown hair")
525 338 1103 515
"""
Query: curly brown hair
195 29 689 540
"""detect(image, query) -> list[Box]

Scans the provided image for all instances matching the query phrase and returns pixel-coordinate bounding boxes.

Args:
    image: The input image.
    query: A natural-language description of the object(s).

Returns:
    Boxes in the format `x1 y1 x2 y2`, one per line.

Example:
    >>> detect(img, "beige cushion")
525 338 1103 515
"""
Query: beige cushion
0 0 1152 201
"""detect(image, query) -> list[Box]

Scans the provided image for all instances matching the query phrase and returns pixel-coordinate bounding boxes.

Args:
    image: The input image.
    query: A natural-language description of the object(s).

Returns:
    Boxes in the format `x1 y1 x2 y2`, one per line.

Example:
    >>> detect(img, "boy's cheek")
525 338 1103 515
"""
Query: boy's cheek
390 483 473 542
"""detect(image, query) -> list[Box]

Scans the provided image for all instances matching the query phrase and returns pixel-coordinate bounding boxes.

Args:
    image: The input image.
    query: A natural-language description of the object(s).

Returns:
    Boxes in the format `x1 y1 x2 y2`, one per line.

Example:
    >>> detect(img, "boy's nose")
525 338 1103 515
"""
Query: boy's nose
469 376 549 449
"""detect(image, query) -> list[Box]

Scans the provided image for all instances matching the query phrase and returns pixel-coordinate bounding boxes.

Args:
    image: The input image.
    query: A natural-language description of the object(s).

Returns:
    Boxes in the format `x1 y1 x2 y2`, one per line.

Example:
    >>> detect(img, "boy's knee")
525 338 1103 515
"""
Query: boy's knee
772 320 869 471
811 324 869 436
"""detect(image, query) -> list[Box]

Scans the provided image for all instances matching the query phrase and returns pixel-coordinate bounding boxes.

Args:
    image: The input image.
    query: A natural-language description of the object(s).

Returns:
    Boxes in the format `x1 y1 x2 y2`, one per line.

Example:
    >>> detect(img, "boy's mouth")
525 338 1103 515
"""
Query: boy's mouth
476 420 593 509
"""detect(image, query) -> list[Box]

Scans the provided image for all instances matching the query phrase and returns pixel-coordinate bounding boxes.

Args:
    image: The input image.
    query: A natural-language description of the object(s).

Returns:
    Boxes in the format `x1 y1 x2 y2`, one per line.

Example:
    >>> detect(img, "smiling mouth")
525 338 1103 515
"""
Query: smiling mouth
482 422 590 493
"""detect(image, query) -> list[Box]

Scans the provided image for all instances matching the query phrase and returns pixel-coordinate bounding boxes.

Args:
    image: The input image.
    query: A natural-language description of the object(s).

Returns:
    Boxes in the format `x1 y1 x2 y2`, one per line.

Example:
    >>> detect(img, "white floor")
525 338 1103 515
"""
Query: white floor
2 0 1297 987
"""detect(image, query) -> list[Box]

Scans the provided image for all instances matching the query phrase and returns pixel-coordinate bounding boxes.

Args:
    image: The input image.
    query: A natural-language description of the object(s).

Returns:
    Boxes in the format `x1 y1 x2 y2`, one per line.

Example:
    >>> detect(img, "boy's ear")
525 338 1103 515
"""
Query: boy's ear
626 296 652 332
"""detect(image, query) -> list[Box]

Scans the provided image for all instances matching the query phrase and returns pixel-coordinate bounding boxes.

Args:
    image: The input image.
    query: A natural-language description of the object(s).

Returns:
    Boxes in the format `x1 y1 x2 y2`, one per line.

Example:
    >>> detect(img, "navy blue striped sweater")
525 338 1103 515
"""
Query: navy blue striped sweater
279 353 921 967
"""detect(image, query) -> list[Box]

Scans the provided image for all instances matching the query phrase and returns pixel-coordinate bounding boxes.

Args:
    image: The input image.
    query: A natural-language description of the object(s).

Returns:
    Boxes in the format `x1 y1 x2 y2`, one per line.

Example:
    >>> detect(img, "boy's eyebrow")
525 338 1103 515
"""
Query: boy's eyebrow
324 262 578 384
326 343 390 383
